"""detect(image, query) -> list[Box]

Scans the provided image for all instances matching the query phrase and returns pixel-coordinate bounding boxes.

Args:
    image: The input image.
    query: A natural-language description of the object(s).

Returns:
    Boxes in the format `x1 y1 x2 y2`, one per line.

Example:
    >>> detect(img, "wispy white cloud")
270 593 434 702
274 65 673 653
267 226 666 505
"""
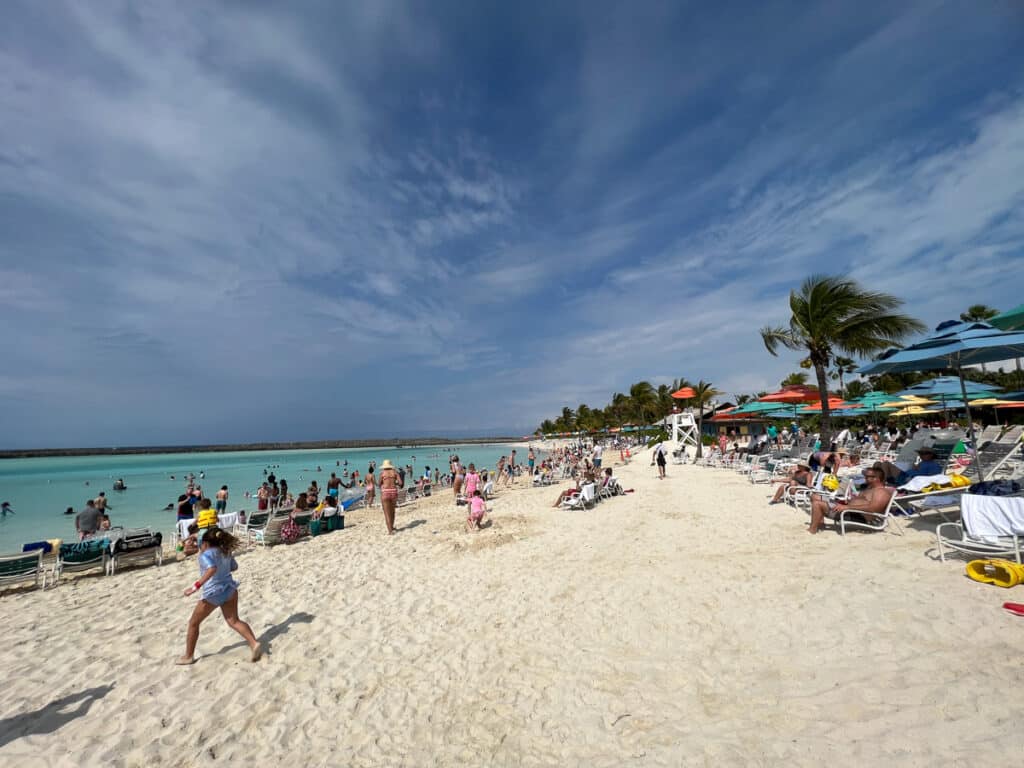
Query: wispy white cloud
0 1 1022 445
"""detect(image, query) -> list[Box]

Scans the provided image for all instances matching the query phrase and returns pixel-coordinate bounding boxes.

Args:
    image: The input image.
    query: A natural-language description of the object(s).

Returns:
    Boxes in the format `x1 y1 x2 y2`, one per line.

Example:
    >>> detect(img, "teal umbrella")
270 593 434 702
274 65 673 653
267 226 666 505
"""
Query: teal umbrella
859 320 1024 477
990 304 1024 331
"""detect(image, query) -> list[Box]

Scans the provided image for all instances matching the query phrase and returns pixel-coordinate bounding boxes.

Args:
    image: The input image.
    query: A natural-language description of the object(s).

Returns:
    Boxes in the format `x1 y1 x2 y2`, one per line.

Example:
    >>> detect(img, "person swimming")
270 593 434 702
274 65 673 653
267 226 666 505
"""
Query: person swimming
2 502 14 517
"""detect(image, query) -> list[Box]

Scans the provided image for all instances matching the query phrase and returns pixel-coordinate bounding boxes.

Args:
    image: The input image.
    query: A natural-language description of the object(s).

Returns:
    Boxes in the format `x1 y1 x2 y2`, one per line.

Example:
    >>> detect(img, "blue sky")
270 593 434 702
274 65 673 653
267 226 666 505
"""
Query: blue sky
2 1 1023 448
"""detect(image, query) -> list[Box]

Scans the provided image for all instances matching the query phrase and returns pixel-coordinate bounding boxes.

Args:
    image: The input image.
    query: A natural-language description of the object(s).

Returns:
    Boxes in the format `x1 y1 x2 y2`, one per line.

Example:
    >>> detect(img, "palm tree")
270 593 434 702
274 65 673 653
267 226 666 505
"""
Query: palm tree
735 394 753 406
656 384 674 418
780 372 808 387
830 356 857 397
690 379 720 460
629 381 657 425
960 304 1000 323
843 380 869 400
960 304 1001 371
760 275 925 445
609 392 630 427
559 406 576 432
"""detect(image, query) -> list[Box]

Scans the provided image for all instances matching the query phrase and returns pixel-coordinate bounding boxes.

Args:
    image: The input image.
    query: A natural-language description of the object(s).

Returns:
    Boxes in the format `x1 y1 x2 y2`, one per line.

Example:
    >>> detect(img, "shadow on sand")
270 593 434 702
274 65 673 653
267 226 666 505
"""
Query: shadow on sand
0 684 115 748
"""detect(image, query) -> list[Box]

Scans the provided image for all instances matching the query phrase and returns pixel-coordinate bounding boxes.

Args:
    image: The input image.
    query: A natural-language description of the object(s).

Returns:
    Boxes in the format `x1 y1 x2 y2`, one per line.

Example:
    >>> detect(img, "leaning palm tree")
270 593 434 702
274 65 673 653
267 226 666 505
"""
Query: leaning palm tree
690 380 720 460
760 275 925 445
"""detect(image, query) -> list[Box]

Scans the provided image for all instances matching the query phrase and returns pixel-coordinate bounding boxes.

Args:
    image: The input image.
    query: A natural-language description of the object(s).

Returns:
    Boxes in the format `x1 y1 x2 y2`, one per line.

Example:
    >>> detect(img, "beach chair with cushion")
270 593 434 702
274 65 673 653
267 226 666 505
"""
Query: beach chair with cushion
936 494 1024 564
49 539 110 587
108 528 163 575
0 550 45 591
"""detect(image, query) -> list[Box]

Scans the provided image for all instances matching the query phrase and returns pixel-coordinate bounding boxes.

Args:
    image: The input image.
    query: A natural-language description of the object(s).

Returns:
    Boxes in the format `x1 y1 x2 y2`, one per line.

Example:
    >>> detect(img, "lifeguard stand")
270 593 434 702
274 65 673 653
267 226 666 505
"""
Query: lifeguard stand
670 411 700 450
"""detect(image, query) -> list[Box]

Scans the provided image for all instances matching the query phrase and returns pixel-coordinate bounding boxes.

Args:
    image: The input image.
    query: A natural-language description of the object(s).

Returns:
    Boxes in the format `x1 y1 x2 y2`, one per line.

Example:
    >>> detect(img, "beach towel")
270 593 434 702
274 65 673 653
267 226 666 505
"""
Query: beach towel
21 541 53 554
898 474 952 493
961 495 1024 542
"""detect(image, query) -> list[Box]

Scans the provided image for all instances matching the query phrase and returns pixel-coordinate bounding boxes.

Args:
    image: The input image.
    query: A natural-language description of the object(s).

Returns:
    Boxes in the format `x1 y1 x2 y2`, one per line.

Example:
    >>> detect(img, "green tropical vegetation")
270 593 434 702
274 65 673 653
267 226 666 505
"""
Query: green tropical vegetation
780 372 808 387
690 380 720 459
960 304 1001 371
536 376 712 435
760 275 926 444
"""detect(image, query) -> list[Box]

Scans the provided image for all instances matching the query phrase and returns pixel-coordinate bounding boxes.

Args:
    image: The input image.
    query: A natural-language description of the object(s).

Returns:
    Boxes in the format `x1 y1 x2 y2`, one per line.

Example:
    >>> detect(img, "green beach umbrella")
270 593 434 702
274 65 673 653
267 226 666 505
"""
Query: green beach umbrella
990 303 1024 331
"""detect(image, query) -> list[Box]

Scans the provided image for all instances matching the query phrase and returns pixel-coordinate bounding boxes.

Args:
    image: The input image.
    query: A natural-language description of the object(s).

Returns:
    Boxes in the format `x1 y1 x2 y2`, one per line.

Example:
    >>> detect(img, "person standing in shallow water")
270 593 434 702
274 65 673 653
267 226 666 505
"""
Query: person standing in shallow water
377 460 403 535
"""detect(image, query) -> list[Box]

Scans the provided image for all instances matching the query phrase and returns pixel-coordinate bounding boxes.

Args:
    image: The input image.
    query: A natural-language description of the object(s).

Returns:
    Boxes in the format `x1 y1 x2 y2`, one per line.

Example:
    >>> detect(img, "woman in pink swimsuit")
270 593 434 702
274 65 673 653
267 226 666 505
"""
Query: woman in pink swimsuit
378 460 403 535
364 468 375 507
464 463 480 498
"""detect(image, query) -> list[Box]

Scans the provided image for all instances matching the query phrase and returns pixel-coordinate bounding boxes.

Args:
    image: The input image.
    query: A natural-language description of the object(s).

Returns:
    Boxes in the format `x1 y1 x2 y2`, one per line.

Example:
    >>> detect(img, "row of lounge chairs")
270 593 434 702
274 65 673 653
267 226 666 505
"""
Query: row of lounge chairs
693 424 1024 557
0 528 164 592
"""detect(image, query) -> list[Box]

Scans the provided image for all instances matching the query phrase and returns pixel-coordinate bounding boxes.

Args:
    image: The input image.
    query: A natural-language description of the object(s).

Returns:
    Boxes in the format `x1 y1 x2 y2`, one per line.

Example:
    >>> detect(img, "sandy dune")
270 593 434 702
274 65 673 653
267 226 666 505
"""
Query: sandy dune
1 452 1022 766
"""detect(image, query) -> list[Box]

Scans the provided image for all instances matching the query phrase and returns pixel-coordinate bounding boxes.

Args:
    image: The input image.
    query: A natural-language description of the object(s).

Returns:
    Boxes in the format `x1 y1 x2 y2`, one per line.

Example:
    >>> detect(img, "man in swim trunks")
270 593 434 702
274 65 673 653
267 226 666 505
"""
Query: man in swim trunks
808 466 893 534
327 473 342 498
216 485 229 513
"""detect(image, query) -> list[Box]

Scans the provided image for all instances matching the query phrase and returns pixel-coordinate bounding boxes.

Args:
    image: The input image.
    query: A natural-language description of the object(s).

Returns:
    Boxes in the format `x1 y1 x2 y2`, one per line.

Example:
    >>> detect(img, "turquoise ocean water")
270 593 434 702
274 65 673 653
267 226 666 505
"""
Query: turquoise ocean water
0 444 518 549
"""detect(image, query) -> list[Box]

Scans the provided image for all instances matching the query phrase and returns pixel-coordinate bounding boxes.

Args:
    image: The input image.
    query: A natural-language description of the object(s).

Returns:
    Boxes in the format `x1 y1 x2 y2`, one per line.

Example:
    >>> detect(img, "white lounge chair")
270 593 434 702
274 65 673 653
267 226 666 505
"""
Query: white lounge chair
108 528 164 574
837 486 899 535
48 540 110 587
561 484 596 510
936 494 1024 563
0 550 45 591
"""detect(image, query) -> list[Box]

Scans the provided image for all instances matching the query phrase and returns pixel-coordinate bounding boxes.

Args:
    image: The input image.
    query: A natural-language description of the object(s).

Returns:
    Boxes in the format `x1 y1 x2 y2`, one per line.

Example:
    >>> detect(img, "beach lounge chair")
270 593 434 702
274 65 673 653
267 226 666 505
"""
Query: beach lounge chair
240 510 271 547
49 540 110 587
108 528 163 575
561 484 595 510
936 494 1024 563
256 510 296 546
837 486 899 536
0 550 45 591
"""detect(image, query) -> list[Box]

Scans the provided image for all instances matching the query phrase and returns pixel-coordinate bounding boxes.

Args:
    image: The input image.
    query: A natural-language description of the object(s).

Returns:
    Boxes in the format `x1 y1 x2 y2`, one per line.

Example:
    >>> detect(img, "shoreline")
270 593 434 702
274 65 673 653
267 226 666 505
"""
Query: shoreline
4 448 1012 764
0 436 526 460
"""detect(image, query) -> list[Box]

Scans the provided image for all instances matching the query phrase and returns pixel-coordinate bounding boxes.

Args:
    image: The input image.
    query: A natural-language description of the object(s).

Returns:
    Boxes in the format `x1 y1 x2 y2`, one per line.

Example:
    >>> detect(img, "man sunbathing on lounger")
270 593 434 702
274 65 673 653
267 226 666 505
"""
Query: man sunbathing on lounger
808 466 893 534
769 463 813 504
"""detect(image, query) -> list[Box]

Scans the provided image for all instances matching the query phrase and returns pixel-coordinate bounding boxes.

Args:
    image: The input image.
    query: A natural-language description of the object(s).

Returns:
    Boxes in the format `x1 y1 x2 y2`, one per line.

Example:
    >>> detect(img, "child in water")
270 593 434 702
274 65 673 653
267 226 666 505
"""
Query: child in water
466 490 488 532
177 526 261 665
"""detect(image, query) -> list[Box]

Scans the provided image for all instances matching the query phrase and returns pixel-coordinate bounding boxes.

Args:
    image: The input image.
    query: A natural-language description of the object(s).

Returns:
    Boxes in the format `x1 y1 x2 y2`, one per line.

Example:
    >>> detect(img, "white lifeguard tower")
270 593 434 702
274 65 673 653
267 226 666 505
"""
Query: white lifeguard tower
670 410 700 450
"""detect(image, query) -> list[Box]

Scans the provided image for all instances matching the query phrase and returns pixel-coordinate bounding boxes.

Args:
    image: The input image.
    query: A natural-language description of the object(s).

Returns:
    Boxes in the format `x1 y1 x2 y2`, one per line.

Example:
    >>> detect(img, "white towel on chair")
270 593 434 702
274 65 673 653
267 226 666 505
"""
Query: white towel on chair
962 495 1024 540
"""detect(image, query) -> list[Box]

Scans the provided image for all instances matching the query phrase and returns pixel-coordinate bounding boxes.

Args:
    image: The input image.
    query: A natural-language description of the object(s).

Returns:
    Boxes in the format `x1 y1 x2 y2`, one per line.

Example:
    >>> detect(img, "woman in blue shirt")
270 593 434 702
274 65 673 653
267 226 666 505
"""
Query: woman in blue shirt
176 526 261 665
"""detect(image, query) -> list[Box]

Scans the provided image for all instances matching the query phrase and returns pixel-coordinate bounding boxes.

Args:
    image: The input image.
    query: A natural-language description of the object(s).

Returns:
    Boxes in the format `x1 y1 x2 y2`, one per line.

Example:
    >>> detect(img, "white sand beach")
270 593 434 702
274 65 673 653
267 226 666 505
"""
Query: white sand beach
1 450 1022 767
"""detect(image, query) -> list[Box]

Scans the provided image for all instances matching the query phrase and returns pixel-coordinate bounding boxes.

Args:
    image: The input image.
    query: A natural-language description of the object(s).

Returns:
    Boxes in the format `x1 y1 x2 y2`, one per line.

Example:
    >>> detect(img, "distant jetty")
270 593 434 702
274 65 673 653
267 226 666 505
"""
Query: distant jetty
0 436 523 460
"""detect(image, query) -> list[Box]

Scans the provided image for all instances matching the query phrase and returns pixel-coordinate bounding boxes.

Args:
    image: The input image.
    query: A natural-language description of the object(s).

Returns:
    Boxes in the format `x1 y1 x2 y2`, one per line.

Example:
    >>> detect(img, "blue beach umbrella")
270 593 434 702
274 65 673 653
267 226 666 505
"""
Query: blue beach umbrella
859 320 1024 477
898 375 1000 420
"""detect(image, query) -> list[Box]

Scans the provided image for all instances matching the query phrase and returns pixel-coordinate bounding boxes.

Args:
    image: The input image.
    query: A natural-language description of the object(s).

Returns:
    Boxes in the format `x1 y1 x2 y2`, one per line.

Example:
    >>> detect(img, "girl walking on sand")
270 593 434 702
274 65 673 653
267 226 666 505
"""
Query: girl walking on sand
177 526 261 665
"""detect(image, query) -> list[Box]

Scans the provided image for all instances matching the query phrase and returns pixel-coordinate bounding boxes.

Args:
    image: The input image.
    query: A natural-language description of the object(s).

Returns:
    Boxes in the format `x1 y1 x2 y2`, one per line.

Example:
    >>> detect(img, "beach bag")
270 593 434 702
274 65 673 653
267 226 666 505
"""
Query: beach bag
309 519 322 537
281 518 302 544
821 474 840 492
